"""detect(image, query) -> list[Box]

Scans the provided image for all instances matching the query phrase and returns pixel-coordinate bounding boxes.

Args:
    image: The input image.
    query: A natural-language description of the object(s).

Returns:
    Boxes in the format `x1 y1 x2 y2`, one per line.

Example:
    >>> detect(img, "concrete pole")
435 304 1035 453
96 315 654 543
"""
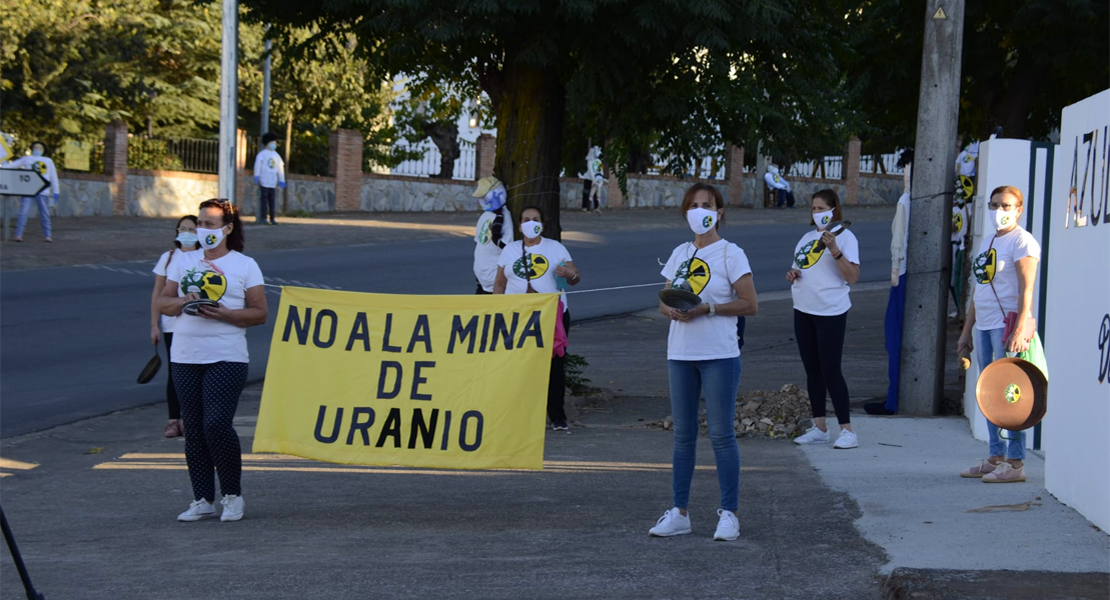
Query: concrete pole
898 0 965 416
217 0 239 203
261 25 272 137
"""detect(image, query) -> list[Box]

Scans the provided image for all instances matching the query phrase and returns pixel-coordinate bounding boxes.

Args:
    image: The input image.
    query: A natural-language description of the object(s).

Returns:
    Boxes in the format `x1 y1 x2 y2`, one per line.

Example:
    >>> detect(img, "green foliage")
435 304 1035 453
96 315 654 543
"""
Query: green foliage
564 352 592 397
128 138 184 170
846 0 1109 146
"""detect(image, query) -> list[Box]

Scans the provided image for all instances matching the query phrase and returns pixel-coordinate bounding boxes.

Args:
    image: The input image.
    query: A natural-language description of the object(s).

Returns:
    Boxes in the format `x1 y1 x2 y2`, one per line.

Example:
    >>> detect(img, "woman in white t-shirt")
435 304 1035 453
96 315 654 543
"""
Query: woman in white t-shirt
150 215 199 438
957 186 1041 484
158 199 268 523
787 189 862 450
493 206 581 430
648 183 758 542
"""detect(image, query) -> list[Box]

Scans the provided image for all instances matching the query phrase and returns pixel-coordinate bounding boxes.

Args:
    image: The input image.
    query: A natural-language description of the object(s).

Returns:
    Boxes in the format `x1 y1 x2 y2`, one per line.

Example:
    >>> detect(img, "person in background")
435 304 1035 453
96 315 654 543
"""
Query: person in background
649 183 758 542
151 215 200 438
764 165 795 209
472 176 513 294
253 132 286 225
958 186 1040 484
159 199 268 522
866 151 913 416
2 141 60 242
788 189 861 449
493 206 581 431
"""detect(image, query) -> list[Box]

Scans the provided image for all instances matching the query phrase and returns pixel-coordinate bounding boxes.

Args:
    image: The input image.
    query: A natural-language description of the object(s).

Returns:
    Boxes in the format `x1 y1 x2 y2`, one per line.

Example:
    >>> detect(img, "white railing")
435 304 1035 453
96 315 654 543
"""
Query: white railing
391 139 476 180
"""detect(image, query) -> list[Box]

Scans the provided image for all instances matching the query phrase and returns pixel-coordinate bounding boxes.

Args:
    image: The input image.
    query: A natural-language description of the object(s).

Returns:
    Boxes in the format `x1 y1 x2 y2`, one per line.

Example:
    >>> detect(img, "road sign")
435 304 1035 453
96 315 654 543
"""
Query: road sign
0 169 50 197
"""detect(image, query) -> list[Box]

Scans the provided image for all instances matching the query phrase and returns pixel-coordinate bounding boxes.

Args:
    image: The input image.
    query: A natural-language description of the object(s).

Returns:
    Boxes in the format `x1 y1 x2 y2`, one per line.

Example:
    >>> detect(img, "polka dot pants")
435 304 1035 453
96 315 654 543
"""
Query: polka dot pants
171 361 248 502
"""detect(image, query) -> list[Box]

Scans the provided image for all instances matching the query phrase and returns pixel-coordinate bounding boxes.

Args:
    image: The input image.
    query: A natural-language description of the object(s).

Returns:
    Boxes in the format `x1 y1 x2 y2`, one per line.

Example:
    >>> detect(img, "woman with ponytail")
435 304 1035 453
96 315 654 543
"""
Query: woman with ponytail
150 215 200 438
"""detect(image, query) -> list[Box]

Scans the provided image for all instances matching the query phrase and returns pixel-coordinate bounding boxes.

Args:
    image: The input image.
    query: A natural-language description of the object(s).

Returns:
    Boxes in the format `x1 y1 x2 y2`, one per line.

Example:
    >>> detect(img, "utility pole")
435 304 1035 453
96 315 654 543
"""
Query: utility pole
217 0 239 203
898 0 965 415
261 24 272 137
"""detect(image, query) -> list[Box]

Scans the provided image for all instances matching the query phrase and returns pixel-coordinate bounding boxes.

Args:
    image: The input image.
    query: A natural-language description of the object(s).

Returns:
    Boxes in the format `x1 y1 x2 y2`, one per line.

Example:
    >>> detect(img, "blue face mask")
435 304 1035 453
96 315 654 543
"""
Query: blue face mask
266 142 277 151
479 187 507 212
31 149 43 157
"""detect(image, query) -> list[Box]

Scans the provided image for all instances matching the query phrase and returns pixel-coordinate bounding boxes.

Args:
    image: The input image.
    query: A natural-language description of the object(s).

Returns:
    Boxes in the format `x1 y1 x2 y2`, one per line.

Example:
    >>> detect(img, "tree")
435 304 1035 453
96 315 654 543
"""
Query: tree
846 0 1109 149
391 84 472 179
245 0 855 238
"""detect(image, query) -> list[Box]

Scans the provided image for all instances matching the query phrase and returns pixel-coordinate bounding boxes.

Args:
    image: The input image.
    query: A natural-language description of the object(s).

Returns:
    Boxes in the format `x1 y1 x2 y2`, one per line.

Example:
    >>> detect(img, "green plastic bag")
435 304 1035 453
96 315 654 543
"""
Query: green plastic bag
1010 332 1048 382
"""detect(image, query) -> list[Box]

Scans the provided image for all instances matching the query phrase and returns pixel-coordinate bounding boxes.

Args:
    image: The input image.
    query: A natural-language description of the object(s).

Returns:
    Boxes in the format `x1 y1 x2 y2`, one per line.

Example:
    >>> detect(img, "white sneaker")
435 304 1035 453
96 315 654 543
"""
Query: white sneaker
220 494 245 522
793 426 830 445
177 499 217 522
713 509 740 541
833 429 858 449
648 508 692 537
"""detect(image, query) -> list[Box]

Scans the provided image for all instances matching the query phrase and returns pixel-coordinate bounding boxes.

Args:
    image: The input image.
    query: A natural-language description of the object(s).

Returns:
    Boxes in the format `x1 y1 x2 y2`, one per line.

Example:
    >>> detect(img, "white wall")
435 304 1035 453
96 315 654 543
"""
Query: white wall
1042 89 1110 532
961 139 1048 449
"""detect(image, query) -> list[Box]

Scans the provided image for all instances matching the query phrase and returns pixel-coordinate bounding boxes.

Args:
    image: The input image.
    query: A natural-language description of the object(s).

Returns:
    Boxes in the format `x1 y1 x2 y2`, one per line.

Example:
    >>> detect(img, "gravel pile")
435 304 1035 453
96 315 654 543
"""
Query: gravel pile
648 384 814 440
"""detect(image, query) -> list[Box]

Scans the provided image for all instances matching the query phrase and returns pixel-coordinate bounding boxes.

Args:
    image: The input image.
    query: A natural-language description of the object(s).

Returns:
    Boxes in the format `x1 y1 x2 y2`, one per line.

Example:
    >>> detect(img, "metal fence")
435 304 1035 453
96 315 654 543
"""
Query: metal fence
390 139 477 180
128 137 221 173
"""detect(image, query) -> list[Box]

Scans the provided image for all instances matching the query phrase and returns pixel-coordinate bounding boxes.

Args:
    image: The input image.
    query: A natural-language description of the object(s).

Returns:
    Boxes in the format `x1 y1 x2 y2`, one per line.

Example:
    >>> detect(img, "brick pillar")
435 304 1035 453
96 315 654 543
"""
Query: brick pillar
235 128 249 210
103 120 129 215
475 133 496 179
329 128 363 212
844 136 861 205
606 170 624 208
725 144 745 208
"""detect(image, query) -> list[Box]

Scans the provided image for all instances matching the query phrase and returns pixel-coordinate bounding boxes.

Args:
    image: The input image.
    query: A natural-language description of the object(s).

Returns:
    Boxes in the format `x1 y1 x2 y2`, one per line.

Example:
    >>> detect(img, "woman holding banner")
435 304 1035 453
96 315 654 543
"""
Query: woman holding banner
158 199 268 522
957 186 1040 484
493 206 581 431
651 183 758 542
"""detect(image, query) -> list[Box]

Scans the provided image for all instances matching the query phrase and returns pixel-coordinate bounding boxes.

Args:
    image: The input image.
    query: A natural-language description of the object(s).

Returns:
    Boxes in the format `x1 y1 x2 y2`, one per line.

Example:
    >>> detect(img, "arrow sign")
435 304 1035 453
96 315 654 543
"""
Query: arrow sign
0 169 50 197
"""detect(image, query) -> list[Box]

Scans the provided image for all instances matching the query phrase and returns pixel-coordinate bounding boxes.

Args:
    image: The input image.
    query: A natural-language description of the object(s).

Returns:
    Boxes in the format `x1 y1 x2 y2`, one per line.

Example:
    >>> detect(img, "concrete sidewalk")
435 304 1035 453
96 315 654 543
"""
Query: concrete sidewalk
1 289 1106 599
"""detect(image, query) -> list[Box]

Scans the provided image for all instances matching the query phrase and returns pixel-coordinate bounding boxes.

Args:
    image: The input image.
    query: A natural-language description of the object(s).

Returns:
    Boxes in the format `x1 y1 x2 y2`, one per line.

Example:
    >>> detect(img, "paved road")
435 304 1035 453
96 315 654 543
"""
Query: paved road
0 220 891 437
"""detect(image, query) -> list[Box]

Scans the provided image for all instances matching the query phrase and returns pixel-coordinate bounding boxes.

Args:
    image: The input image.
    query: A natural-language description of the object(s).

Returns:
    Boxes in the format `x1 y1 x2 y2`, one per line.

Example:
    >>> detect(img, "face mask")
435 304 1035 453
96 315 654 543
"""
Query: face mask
521 221 543 239
990 209 1015 230
686 208 717 235
813 210 835 230
176 231 198 247
479 187 507 212
267 142 278 151
196 227 226 250
31 149 43 157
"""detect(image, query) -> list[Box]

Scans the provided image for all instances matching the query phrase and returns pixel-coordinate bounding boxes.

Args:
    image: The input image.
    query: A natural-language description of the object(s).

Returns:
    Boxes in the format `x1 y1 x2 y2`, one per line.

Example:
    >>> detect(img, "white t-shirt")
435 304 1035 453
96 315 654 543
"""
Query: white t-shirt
152 249 196 332
971 227 1041 331
892 193 911 277
252 149 286 188
473 207 513 292
951 204 969 248
497 238 573 308
166 250 265 364
764 171 790 191
956 150 977 177
790 227 860 316
661 239 752 361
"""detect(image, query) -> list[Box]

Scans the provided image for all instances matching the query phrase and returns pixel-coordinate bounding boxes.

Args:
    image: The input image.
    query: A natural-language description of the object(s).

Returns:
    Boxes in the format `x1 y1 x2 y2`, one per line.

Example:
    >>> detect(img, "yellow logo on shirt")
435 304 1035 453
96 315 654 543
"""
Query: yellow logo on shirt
180 269 227 302
952 211 964 232
477 220 492 244
973 248 996 284
512 253 549 280
268 158 275 169
33 161 47 176
674 258 711 295
794 240 825 269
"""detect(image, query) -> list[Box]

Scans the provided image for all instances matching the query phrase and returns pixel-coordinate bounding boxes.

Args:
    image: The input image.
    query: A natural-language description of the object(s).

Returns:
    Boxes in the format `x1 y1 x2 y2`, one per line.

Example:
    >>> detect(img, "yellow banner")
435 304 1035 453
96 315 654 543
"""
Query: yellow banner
253 287 558 470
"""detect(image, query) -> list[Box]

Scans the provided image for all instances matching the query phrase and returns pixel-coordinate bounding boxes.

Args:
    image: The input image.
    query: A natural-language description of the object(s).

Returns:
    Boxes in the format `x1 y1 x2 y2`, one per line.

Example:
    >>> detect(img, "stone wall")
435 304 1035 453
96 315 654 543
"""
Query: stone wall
58 174 113 216
361 175 476 212
126 170 218 217
240 176 336 216
859 174 904 205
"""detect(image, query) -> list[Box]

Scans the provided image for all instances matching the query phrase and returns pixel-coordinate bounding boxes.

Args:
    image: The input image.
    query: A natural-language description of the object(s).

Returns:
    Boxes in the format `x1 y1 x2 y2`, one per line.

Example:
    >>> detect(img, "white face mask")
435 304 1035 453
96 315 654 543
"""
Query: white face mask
521 221 543 239
267 142 278 151
990 209 1016 230
176 231 198 247
196 227 226 250
813 209 835 230
686 208 718 235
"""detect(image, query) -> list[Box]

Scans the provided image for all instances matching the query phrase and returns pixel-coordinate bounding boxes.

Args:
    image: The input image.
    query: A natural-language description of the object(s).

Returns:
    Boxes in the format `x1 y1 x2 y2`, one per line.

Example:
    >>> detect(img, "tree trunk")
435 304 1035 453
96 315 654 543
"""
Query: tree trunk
493 64 565 240
424 121 460 179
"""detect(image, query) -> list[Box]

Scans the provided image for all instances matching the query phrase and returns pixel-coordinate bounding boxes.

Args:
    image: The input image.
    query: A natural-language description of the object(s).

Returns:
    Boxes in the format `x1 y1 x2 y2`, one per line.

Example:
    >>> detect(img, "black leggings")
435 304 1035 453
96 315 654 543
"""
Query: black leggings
172 361 248 501
793 310 851 425
164 333 181 420
547 310 572 424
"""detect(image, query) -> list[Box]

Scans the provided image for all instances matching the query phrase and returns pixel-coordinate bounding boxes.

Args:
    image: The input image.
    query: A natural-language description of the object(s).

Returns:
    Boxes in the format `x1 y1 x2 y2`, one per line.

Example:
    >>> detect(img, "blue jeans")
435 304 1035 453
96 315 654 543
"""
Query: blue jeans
975 327 1026 459
668 357 742 512
15 195 51 238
